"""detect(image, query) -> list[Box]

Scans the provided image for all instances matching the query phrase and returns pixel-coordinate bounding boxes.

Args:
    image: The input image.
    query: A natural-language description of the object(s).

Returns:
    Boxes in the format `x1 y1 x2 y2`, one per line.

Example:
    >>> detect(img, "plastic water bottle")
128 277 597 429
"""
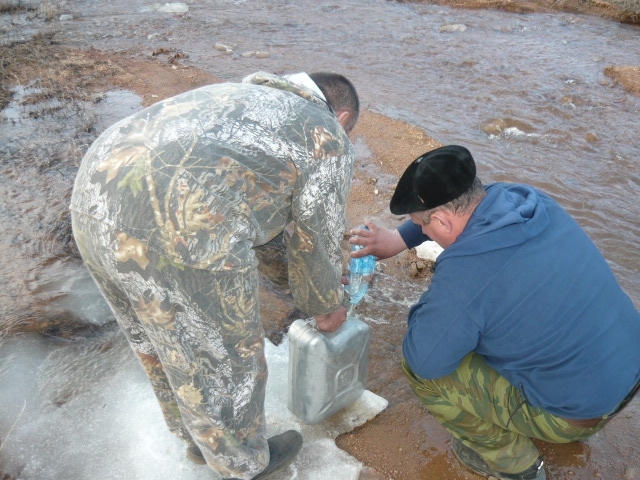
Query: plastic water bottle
348 226 376 305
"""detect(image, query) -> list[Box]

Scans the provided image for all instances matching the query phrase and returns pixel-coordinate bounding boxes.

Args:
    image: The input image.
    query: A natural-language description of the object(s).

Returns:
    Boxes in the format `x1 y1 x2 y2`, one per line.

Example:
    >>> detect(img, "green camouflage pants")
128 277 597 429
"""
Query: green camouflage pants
72 213 270 480
403 353 607 474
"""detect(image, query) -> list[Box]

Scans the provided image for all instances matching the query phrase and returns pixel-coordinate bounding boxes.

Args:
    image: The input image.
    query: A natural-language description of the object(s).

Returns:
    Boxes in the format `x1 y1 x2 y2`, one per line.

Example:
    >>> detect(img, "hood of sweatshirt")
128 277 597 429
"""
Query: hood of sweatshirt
439 182 550 260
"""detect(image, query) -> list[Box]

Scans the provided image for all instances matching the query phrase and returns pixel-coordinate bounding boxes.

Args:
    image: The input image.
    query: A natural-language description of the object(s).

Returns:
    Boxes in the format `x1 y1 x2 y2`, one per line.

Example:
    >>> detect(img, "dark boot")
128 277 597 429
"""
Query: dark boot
252 430 303 479
452 437 546 480
226 430 303 480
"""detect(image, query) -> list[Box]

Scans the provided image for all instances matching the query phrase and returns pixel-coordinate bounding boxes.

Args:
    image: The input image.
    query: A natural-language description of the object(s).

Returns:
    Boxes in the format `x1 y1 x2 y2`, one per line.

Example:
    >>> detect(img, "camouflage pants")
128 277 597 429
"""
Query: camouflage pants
71 213 270 480
403 353 607 474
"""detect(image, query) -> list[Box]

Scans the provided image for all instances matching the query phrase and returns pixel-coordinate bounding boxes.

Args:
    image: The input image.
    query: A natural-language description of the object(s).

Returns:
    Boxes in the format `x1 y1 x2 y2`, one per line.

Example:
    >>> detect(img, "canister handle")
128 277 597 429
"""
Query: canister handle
305 317 355 337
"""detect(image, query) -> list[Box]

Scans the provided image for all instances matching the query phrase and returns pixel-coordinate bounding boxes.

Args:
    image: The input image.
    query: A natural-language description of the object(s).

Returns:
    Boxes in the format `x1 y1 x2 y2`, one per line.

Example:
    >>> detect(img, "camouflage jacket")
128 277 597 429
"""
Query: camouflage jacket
70 72 355 315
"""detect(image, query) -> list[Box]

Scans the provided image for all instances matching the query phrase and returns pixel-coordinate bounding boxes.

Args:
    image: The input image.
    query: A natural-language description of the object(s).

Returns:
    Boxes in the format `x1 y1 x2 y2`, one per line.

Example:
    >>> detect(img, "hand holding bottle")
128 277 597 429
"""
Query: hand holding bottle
350 222 408 260
348 225 377 305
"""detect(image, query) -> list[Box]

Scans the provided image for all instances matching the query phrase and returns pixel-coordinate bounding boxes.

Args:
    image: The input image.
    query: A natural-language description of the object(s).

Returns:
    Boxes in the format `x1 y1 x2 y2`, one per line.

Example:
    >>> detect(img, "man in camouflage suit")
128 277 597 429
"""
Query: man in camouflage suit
70 71 359 480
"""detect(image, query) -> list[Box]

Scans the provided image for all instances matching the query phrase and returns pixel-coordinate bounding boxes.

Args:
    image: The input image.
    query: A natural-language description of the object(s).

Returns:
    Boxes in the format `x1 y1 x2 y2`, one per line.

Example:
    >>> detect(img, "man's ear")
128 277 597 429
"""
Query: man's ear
432 211 454 235
336 110 350 131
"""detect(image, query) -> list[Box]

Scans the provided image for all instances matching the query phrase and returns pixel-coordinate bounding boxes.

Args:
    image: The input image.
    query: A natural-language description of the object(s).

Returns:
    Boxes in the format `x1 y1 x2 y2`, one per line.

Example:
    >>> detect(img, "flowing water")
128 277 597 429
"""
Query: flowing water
1 1 639 479
47 0 640 297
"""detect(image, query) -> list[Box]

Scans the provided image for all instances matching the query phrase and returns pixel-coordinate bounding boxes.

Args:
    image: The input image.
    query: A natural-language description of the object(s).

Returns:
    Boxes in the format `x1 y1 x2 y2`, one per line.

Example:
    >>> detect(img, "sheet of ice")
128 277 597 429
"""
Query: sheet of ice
264 337 389 479
0 331 388 480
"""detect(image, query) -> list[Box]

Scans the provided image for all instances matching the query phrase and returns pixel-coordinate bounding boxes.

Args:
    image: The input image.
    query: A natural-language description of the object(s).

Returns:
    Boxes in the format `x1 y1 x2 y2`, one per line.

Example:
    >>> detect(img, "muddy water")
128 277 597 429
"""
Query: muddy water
47 0 640 298
1 1 640 479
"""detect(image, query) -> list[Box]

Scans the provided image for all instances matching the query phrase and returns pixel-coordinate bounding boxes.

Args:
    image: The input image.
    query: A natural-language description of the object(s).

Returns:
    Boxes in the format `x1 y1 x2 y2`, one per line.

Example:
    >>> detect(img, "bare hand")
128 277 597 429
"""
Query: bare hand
314 306 348 332
349 222 408 260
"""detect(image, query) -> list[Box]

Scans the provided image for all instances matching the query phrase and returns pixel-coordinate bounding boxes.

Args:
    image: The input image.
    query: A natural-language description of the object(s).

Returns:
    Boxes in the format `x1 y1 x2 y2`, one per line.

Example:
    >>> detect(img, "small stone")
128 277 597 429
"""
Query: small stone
157 3 189 13
585 132 598 143
622 466 635 479
440 23 467 33
215 43 233 52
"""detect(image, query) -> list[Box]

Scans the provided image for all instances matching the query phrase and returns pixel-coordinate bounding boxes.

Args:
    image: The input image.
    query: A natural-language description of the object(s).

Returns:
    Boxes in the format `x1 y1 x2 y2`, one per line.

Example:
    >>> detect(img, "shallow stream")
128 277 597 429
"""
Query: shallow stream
48 0 640 298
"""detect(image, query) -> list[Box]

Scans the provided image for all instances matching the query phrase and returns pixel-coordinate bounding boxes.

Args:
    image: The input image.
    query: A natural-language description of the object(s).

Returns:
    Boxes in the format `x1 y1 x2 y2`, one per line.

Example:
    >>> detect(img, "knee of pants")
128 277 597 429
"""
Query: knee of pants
402 359 440 396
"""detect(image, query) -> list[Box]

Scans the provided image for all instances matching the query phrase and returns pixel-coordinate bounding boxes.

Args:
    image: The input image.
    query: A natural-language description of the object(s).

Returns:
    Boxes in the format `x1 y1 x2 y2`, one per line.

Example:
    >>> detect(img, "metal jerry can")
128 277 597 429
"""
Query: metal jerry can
287 317 371 424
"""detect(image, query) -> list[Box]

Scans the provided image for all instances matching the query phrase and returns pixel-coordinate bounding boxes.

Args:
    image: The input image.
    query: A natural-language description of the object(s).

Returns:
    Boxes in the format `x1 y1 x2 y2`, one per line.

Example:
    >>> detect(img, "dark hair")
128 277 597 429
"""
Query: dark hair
308 72 360 133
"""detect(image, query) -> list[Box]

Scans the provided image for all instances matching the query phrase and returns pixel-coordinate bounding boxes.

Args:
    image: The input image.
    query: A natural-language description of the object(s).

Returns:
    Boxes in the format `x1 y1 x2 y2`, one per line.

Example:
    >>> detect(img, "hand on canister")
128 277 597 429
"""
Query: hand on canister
314 306 348 332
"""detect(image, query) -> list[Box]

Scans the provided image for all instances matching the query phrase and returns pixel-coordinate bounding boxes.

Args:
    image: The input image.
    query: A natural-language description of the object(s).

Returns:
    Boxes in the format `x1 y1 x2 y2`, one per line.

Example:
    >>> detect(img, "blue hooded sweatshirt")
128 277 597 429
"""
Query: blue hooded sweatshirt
399 183 640 419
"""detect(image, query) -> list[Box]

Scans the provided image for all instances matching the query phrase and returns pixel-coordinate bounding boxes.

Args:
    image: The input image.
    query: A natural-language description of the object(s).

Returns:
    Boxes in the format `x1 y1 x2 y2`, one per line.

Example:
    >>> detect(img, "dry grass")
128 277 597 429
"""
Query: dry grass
0 0 32 14
611 0 640 13
38 0 61 21
0 400 26 453
0 32 54 108
0 0 61 19
0 32 124 110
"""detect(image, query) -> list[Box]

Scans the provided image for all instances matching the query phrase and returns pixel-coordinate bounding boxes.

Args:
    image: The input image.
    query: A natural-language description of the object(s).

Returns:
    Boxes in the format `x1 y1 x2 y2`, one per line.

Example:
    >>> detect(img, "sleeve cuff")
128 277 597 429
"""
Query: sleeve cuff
340 287 352 308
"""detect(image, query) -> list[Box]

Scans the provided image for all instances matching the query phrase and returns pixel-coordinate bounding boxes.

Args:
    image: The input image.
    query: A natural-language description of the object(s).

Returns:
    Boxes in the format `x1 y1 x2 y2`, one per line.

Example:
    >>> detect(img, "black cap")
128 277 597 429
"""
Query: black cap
389 145 476 215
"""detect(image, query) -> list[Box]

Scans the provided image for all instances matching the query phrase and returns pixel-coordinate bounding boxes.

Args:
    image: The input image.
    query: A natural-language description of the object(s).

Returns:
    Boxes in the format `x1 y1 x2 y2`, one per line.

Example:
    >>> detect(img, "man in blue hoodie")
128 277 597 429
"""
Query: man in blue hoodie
350 145 640 480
